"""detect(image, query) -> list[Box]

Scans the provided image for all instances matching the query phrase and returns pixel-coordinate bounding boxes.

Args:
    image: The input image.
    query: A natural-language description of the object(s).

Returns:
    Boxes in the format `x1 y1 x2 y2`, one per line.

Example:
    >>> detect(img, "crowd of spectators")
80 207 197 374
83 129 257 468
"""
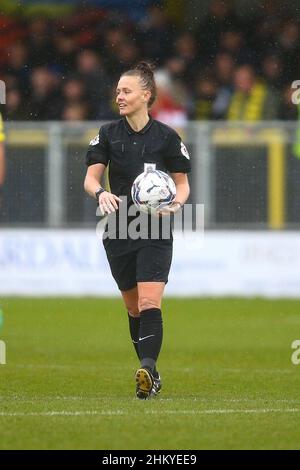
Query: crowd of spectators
1 0 300 125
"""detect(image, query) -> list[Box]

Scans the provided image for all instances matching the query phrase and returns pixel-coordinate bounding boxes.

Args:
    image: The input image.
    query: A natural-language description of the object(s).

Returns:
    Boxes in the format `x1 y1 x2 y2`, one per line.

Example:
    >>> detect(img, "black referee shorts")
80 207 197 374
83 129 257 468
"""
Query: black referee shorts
106 243 173 291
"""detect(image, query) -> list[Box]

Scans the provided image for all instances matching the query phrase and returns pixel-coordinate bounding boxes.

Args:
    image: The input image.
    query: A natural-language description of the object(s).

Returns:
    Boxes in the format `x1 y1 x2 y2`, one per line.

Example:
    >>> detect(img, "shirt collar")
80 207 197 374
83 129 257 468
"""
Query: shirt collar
123 116 153 135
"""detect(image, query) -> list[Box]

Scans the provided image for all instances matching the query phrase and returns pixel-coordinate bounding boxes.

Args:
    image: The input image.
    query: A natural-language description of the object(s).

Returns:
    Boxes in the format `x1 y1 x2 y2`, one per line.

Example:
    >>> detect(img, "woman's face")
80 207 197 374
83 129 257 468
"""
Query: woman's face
116 75 150 117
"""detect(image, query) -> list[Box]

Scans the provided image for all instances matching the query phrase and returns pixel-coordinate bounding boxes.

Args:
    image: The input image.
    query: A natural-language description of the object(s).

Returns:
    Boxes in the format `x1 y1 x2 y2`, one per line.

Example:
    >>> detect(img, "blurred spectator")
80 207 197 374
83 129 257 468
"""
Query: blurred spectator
62 102 89 121
164 56 192 112
191 74 218 120
27 18 55 67
0 16 27 68
279 84 298 120
173 32 200 86
260 53 285 90
53 32 78 74
276 19 300 83
5 87 29 121
0 74 19 92
29 67 62 120
212 52 235 117
219 29 256 66
6 43 30 90
198 0 241 59
214 52 235 87
76 49 111 119
165 56 186 81
61 76 92 119
248 0 282 60
62 77 87 102
115 40 141 76
195 53 235 119
227 65 280 120
102 26 128 76
139 5 174 64
150 69 188 129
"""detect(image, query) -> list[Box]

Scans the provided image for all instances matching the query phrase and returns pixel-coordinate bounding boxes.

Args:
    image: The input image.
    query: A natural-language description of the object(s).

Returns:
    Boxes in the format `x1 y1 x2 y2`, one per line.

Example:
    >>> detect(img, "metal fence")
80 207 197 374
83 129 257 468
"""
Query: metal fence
1 121 300 229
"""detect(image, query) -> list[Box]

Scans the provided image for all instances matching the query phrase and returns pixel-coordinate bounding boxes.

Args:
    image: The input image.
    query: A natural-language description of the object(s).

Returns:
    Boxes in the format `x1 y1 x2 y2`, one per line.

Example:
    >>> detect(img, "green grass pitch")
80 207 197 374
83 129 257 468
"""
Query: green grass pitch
0 297 300 450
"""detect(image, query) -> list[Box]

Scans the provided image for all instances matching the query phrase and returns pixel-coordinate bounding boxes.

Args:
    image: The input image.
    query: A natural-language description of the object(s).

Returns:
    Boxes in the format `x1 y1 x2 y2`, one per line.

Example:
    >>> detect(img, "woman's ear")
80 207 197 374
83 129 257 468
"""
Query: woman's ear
142 90 151 103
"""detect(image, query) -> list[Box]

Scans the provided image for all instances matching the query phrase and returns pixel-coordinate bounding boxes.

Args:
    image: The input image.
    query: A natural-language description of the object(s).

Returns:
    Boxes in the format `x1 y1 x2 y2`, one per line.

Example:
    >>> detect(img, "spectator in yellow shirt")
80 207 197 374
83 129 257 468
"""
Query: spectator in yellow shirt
227 65 280 120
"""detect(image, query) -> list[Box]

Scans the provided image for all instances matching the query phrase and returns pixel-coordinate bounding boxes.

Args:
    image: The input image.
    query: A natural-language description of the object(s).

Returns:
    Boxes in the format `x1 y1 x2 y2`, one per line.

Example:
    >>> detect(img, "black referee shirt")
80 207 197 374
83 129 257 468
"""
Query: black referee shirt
85 116 191 254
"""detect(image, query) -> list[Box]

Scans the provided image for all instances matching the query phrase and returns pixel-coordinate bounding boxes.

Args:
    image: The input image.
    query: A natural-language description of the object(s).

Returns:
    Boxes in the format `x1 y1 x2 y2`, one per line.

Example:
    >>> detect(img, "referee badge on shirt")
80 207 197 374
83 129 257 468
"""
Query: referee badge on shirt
90 134 99 146
180 142 190 160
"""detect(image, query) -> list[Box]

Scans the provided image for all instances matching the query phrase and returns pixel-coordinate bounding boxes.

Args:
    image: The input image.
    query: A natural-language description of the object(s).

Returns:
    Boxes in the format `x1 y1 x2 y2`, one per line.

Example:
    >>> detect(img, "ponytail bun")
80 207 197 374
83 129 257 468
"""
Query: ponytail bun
122 61 157 107
134 61 155 76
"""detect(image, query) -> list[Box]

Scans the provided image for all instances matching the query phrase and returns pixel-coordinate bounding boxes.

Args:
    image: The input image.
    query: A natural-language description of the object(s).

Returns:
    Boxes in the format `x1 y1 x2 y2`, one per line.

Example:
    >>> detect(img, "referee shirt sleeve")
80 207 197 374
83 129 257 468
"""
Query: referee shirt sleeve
164 129 191 173
85 126 109 167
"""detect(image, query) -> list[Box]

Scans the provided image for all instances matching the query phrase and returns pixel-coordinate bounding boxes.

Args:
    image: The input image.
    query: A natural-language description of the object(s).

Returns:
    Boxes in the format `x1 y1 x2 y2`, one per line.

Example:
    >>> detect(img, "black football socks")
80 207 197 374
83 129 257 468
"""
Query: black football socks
138 308 163 374
128 312 140 360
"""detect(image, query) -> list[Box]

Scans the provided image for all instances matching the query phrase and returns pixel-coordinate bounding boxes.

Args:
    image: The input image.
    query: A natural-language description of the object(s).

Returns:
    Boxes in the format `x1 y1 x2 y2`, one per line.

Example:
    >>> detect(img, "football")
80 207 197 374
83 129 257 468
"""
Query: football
131 164 176 215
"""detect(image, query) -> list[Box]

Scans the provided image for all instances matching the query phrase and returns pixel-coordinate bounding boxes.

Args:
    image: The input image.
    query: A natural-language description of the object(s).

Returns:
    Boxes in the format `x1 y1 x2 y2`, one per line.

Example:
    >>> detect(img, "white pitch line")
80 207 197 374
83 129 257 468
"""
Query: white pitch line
147 408 300 415
12 365 296 374
1 396 300 405
0 408 299 417
0 410 125 417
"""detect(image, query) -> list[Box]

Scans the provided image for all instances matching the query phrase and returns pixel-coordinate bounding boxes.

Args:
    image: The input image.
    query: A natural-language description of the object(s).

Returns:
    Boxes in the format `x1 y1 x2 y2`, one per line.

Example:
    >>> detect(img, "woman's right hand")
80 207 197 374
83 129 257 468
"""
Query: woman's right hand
98 191 122 215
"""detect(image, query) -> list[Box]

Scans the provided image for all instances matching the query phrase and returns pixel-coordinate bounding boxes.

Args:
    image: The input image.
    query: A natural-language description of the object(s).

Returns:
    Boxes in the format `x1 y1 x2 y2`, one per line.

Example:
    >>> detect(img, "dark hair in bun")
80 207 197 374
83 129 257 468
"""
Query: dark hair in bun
121 61 156 107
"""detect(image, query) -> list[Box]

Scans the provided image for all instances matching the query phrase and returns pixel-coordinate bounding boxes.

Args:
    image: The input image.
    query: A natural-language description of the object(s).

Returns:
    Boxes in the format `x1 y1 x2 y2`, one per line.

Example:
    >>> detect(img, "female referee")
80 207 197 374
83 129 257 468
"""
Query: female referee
84 62 191 399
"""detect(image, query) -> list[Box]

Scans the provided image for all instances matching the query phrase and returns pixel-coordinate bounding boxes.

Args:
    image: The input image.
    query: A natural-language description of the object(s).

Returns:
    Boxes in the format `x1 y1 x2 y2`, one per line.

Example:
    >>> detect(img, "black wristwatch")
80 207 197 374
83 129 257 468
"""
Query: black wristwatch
95 187 106 200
